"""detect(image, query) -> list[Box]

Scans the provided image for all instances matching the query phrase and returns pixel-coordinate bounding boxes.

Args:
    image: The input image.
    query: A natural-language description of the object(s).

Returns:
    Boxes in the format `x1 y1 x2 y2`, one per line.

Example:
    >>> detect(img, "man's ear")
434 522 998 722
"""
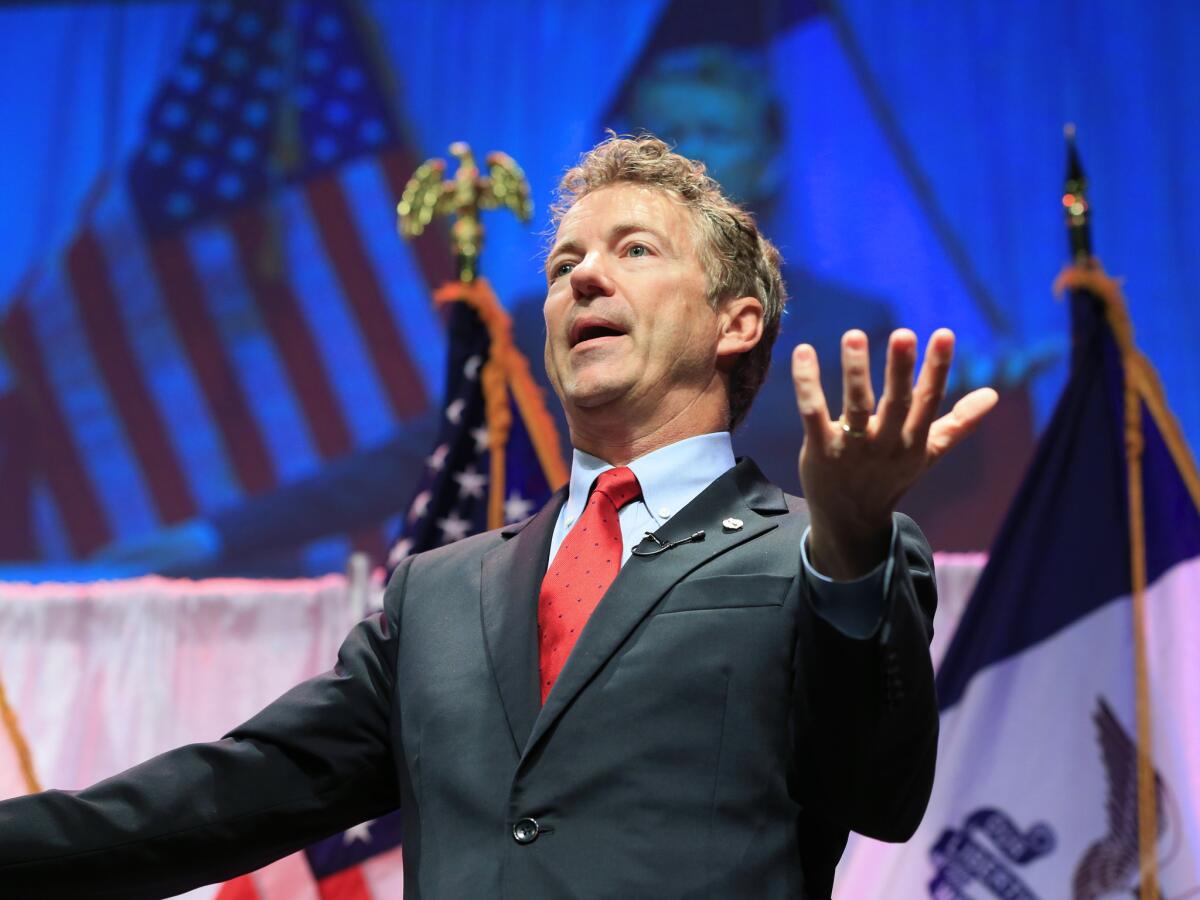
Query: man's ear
716 296 764 369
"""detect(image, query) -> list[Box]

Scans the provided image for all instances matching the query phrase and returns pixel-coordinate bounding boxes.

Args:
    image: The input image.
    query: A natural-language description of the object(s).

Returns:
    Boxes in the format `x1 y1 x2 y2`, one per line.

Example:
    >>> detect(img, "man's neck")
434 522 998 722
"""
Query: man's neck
565 390 729 466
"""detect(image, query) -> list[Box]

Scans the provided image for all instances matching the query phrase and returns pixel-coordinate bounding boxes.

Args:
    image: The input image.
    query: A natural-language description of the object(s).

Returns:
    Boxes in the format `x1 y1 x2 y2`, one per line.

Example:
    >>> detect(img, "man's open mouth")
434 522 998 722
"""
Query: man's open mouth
569 319 628 349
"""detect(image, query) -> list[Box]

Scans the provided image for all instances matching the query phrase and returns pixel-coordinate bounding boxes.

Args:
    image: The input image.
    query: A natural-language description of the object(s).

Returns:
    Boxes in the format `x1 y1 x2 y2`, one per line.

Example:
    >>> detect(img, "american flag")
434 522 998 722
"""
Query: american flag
215 814 405 900
216 281 567 898
386 279 567 570
0 0 453 568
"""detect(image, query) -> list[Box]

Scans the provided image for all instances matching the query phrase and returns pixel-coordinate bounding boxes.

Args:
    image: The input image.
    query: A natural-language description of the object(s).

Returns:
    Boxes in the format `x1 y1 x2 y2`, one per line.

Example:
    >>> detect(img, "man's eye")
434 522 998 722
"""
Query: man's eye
553 261 575 278
627 244 648 258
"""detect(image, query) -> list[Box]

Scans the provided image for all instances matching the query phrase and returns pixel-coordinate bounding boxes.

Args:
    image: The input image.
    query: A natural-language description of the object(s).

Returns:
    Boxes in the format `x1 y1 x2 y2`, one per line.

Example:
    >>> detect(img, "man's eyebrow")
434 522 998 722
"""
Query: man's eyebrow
608 221 671 248
545 237 585 274
546 222 673 273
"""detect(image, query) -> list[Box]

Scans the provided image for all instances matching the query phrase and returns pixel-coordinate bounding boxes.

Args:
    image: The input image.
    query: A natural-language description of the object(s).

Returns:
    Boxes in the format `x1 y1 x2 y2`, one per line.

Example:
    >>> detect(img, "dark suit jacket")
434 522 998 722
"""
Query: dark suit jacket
0 459 938 899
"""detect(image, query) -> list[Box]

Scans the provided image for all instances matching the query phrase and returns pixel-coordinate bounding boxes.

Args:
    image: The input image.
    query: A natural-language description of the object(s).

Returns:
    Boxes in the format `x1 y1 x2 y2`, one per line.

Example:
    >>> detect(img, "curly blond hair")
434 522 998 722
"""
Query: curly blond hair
550 134 786 429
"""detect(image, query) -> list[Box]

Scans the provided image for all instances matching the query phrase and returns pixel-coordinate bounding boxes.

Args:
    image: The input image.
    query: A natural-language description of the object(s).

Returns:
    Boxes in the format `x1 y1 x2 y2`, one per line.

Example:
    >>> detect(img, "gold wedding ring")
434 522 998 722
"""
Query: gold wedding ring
839 415 868 438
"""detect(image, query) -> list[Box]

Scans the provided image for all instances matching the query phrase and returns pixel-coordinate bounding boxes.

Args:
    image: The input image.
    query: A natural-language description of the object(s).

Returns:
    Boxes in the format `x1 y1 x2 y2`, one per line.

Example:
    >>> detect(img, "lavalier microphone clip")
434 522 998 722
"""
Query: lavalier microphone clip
630 530 705 558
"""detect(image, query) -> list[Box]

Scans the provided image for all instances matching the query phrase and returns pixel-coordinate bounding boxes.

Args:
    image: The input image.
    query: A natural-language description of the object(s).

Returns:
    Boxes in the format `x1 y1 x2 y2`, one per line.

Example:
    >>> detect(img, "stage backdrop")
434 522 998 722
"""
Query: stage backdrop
1 0 1198 576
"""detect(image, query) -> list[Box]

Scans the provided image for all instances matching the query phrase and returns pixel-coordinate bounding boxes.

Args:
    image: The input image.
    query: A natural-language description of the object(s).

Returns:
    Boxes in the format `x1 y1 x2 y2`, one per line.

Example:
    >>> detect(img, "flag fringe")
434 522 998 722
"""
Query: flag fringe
434 280 568 530
0 679 40 794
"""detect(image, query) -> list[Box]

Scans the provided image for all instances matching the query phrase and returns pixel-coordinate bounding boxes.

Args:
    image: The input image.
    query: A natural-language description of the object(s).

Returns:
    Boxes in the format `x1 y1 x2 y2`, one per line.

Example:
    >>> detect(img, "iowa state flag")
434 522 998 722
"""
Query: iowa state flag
837 276 1200 899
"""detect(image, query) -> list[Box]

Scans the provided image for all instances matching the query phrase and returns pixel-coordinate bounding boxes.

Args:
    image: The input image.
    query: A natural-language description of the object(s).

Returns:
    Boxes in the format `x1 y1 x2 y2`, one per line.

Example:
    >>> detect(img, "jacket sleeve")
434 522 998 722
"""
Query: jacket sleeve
792 512 939 843
0 561 412 900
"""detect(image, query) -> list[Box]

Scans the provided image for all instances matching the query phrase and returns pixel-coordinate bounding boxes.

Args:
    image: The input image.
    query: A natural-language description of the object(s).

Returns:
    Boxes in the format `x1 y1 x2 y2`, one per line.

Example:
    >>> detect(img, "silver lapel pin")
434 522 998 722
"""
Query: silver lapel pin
721 517 744 532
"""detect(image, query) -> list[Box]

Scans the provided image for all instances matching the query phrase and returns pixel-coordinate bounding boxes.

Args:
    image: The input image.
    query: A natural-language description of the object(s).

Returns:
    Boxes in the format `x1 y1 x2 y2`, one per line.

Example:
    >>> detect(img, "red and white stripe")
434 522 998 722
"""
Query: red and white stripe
214 847 404 900
4 151 449 561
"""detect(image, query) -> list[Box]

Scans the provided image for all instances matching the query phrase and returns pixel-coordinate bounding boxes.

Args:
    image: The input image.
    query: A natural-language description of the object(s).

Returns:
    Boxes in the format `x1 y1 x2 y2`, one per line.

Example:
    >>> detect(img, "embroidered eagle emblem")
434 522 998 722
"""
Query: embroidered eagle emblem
1072 697 1173 900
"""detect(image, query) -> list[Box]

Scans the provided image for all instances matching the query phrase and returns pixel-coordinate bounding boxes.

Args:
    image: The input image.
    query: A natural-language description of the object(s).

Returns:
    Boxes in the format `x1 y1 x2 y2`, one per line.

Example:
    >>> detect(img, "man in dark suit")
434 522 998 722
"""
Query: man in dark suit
0 135 997 898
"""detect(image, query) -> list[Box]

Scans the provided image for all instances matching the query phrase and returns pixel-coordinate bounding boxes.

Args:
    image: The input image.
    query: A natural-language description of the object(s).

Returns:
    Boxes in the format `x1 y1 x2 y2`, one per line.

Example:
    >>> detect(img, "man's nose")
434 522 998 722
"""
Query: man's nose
569 252 615 300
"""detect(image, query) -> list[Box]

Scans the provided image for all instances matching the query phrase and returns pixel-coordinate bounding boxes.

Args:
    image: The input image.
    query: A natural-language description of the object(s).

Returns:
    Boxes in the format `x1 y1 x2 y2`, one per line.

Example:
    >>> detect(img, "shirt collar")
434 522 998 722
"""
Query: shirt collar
562 432 736 527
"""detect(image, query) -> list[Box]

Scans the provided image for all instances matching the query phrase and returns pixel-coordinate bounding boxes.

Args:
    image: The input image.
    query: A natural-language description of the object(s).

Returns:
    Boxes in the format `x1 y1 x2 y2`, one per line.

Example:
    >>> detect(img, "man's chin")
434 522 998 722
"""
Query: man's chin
569 389 625 411
562 378 631 412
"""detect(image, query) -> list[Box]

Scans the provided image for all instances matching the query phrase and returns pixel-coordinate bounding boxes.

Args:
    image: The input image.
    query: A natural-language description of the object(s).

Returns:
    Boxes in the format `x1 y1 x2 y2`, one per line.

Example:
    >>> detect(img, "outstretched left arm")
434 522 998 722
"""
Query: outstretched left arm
794 511 939 842
789 326 997 840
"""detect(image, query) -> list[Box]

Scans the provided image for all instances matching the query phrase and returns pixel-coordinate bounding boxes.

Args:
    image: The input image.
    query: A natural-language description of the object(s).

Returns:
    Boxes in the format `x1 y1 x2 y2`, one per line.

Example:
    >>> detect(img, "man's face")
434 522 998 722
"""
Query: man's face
631 79 771 207
543 183 721 424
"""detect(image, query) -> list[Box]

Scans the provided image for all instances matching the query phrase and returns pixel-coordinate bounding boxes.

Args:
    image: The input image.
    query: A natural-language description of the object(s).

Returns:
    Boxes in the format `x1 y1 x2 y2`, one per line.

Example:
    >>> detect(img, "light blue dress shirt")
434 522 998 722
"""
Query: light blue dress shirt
548 432 895 602
549 432 736 566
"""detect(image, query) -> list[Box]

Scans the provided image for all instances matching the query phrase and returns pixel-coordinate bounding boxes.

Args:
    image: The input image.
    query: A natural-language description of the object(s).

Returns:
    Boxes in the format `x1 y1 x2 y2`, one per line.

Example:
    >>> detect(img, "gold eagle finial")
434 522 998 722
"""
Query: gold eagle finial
398 141 533 283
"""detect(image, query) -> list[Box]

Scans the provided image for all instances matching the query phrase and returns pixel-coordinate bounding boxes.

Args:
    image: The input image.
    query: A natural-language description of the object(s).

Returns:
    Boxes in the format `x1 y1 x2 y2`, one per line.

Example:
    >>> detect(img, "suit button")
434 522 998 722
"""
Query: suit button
513 818 540 844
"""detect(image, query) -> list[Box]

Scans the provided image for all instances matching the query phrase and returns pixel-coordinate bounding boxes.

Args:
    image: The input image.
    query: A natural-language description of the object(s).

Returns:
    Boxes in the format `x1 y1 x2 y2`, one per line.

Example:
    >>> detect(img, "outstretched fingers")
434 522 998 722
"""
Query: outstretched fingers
904 328 955 449
874 329 917 442
839 330 874 434
792 343 832 453
926 387 1000 461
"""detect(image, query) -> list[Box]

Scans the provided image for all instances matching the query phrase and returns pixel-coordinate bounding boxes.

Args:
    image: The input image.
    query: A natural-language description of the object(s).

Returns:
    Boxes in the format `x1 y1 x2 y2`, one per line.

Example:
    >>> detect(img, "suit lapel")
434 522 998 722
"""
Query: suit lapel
480 488 566 755
524 458 788 759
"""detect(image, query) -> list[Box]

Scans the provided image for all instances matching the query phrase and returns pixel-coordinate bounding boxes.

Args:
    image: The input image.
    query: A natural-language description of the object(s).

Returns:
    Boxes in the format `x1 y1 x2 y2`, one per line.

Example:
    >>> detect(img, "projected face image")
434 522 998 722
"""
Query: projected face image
631 84 768 206
626 45 781 210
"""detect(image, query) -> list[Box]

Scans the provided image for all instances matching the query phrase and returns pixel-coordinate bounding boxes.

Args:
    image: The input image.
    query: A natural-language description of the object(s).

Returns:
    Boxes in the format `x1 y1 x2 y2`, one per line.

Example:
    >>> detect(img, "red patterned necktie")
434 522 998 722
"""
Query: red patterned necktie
538 466 643 703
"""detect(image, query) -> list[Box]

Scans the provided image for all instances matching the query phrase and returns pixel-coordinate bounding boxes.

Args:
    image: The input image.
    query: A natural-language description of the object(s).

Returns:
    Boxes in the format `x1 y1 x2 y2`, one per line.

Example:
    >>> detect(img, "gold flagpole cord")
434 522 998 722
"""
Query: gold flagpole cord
0 679 40 794
1092 279 1159 900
